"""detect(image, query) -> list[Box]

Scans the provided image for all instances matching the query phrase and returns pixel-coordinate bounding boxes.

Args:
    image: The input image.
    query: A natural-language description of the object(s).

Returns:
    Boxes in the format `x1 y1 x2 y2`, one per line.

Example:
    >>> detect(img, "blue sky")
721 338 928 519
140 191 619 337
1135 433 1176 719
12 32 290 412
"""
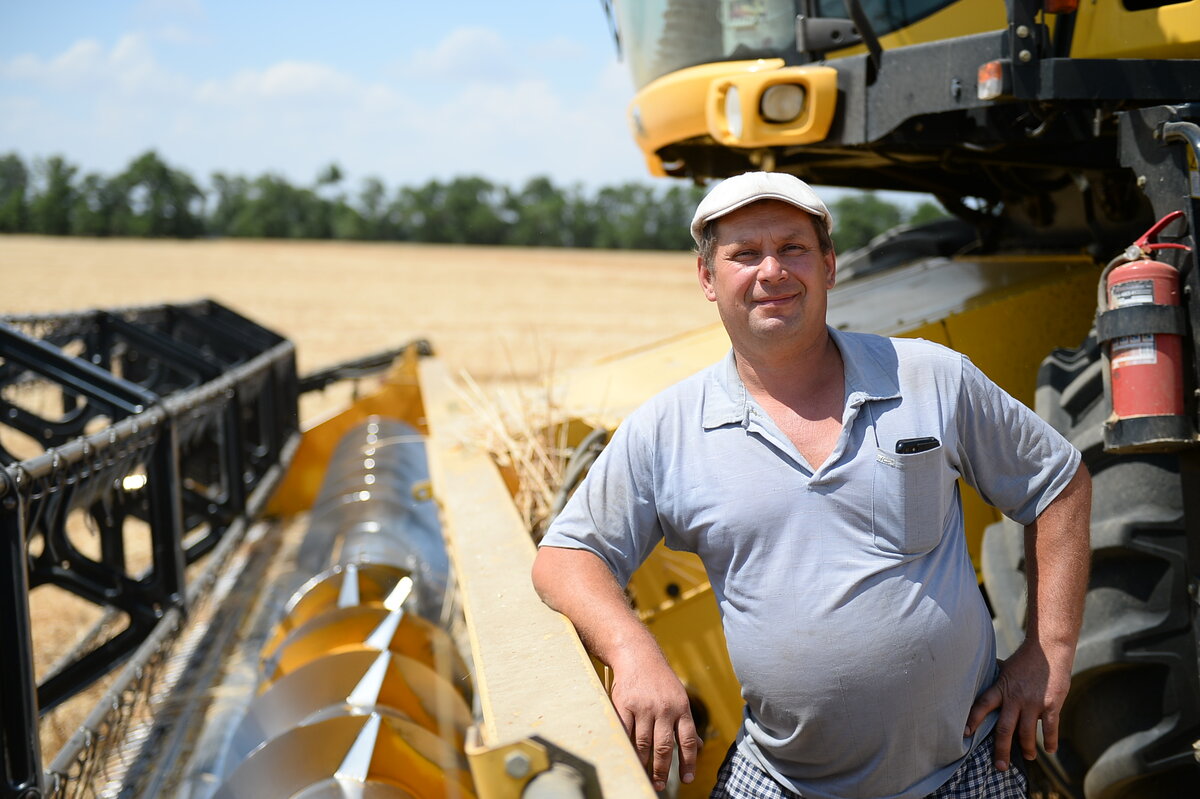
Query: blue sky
0 0 646 191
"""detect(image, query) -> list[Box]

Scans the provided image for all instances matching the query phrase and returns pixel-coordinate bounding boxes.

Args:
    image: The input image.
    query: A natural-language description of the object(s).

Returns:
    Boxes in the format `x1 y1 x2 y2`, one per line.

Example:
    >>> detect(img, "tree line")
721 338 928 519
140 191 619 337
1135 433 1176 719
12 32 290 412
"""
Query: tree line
0 150 946 252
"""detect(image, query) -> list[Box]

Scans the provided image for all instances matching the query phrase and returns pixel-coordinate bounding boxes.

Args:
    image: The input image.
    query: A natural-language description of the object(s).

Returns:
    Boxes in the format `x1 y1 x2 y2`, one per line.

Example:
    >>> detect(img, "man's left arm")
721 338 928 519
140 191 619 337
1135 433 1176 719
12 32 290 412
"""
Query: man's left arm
965 462 1092 772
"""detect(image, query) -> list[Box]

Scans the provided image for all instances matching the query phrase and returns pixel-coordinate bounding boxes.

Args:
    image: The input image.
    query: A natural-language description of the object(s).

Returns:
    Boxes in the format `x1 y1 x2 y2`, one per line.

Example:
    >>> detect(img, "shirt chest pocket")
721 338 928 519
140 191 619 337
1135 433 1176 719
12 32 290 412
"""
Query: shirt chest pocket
871 446 950 554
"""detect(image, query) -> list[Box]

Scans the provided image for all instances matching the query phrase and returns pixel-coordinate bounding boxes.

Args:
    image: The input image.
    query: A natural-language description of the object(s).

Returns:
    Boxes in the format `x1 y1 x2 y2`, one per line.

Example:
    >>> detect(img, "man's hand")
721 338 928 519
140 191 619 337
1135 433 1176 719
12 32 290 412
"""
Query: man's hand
964 639 1074 770
532 546 699 791
610 642 700 790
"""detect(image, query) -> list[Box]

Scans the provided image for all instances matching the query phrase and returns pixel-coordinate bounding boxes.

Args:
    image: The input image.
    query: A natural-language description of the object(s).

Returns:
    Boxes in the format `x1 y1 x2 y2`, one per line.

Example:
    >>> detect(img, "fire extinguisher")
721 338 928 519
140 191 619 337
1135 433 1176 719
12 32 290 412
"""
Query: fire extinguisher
1097 210 1192 449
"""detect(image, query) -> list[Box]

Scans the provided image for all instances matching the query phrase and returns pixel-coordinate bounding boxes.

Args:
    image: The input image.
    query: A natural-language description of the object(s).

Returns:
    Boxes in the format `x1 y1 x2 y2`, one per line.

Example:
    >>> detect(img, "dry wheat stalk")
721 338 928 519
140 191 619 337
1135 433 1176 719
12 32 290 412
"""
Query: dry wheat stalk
452 369 570 537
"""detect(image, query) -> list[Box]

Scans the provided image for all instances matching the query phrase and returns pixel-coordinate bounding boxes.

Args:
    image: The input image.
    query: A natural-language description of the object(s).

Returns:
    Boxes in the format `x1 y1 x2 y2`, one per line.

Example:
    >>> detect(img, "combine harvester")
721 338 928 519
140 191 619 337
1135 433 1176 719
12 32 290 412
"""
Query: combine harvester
602 0 1200 796
3 0 1200 797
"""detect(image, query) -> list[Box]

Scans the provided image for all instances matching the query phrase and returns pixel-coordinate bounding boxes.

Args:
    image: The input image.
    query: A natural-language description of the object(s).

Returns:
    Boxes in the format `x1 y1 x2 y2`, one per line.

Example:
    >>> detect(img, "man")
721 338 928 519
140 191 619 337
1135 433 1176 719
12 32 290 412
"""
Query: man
532 172 1091 798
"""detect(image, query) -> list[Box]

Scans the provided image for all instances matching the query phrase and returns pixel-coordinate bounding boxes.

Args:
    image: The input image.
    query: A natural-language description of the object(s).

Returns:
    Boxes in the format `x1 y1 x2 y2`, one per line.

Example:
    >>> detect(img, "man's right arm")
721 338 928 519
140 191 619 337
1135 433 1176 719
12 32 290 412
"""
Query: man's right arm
531 545 699 792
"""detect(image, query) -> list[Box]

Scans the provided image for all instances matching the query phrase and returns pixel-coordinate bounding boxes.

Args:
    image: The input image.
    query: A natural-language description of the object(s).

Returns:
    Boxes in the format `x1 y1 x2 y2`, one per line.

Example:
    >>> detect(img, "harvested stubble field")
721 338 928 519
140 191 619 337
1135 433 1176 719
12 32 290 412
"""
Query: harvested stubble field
1 234 719 761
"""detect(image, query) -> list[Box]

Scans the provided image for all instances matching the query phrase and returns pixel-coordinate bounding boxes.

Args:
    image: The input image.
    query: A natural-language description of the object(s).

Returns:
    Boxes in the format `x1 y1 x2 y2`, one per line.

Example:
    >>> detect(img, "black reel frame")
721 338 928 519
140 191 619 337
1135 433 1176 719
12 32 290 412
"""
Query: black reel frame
0 300 299 799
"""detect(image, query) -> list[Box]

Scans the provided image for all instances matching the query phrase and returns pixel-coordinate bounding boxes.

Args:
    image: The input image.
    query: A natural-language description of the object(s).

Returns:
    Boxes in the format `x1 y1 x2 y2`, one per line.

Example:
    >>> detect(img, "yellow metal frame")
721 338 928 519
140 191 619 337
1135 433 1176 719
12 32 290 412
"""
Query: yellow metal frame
419 357 659 798
627 0 1200 170
630 58 785 176
1070 0 1200 59
823 0 1007 58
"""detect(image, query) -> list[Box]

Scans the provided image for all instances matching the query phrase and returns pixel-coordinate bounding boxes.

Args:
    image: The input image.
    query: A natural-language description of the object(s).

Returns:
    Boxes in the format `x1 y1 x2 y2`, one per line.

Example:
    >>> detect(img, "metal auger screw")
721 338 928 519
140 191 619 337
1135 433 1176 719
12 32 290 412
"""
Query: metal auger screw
505 751 532 779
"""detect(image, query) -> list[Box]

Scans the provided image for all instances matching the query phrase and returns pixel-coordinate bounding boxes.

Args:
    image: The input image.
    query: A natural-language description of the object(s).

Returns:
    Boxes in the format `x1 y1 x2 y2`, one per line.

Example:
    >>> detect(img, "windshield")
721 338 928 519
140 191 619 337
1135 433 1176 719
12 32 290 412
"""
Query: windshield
613 0 956 89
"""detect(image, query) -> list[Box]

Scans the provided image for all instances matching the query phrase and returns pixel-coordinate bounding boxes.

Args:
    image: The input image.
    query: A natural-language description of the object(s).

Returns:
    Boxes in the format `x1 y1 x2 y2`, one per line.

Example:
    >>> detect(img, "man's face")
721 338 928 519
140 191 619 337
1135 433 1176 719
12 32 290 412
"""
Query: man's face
697 200 836 352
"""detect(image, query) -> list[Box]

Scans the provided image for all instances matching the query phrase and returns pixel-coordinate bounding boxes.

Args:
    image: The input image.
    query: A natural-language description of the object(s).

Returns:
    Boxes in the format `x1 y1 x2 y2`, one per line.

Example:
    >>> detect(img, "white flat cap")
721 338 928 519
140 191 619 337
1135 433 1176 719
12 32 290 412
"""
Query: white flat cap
690 171 833 245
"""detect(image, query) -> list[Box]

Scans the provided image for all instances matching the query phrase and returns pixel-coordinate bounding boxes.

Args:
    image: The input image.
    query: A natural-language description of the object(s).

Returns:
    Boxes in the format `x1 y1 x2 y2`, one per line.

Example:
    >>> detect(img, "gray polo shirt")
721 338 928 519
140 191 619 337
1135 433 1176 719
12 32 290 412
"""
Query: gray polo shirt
540 328 1080 799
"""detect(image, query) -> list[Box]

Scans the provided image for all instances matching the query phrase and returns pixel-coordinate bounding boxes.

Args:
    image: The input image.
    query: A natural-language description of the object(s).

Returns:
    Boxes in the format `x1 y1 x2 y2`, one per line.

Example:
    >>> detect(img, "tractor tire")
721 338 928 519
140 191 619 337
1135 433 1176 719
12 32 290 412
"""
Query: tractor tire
980 334 1200 799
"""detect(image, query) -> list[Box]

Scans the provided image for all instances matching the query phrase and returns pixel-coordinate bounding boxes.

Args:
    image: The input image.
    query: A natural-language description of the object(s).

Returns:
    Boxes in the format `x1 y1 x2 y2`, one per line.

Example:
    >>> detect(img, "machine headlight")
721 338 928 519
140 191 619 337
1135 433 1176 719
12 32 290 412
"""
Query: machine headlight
760 84 806 123
724 85 743 139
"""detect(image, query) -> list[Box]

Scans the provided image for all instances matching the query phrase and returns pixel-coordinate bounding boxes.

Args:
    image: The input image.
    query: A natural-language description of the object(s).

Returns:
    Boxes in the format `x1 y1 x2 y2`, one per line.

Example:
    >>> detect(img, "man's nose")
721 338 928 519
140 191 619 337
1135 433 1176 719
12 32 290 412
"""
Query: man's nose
758 254 787 280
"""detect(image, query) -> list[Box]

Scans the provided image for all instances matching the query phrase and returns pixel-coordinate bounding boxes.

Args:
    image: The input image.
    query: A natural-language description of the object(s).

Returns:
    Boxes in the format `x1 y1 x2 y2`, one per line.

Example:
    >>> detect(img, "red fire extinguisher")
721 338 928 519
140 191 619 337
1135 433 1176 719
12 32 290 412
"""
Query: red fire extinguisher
1101 210 1191 421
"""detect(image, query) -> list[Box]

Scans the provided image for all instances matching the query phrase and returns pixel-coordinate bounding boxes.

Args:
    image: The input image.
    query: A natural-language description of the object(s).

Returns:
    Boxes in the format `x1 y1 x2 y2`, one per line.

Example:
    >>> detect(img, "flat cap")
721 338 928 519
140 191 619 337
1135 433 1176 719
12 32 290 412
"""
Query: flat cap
690 171 834 245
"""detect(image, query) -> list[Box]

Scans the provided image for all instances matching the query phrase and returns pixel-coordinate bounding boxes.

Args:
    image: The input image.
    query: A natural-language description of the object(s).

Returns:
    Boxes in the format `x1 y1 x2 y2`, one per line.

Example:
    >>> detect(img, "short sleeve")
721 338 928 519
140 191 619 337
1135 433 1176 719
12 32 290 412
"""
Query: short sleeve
954 355 1081 526
538 412 665 587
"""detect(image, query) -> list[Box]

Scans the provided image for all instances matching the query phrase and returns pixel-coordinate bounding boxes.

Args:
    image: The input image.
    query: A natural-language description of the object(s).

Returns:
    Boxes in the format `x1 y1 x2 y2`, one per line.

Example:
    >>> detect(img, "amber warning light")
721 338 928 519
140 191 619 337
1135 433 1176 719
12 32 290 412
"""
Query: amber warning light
977 61 1006 101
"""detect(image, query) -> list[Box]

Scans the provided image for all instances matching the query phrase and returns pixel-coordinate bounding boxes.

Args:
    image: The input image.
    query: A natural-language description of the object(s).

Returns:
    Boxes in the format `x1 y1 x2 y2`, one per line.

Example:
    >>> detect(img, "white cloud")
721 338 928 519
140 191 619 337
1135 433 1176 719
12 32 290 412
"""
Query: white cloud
200 61 362 104
1 39 105 89
1 34 185 98
1 25 648 189
405 26 520 84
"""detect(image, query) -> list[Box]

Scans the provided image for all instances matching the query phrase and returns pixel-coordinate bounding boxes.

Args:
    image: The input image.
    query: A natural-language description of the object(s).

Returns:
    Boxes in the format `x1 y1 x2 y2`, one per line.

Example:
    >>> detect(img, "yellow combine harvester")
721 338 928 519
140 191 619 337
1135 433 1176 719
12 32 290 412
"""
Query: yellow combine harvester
601 0 1200 797
3 1 1200 798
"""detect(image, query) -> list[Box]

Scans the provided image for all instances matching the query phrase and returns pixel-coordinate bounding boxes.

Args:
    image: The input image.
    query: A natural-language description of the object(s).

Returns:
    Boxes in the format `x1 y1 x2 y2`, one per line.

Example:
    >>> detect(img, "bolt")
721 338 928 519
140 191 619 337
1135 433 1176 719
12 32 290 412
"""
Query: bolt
1016 25 1030 38
505 751 532 779
1018 50 1032 64
1137 175 1147 188
950 77 962 101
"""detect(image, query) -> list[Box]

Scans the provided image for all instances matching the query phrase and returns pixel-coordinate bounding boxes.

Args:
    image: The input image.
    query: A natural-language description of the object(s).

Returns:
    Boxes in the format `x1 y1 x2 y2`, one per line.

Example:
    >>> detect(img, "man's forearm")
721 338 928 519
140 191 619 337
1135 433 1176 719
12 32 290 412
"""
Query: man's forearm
1025 463 1092 653
531 545 699 790
531 546 660 667
967 462 1092 769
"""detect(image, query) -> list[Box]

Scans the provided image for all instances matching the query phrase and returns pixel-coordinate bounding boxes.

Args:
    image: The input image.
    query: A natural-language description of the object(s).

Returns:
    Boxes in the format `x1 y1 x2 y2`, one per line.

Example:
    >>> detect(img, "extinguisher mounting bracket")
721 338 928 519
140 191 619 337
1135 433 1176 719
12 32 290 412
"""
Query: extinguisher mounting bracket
1096 304 1188 342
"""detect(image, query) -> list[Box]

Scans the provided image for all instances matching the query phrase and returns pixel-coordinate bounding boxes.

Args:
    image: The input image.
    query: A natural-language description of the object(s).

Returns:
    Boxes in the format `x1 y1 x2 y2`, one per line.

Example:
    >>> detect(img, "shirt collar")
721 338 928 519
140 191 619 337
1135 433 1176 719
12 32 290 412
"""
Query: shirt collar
829 326 901 408
700 327 901 430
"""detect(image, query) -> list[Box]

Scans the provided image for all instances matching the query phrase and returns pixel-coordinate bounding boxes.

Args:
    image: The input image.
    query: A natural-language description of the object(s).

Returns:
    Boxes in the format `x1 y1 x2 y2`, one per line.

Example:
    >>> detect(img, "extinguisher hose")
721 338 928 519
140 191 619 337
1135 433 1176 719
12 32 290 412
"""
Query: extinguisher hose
1096 253 1128 313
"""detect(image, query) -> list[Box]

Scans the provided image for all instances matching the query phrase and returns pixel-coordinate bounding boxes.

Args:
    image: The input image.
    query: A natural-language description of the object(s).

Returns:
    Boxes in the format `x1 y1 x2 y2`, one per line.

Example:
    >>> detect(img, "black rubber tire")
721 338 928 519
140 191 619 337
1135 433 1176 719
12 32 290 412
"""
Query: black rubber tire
980 334 1200 799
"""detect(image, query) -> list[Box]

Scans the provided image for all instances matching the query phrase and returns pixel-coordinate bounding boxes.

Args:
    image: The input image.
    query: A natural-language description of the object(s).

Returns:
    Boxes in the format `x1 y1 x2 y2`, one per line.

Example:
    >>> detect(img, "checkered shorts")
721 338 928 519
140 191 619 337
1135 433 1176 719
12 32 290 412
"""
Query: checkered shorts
709 731 1028 799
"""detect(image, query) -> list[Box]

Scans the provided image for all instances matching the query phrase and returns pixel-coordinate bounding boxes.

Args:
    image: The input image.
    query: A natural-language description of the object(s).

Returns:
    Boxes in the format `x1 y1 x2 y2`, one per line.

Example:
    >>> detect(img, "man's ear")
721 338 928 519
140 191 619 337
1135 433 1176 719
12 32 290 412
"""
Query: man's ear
824 250 837 289
698 256 717 302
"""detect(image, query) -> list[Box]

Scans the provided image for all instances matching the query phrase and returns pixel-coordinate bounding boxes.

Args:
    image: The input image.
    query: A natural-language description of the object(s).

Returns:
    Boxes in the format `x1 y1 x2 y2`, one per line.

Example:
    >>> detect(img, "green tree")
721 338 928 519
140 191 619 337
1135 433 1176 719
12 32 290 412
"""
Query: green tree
344 176 389 240
29 156 79 235
830 191 903 252
443 176 505 244
646 183 706 250
406 180 446 242
208 172 251 237
230 174 330 238
316 162 344 190
116 151 204 237
505 176 569 247
72 173 131 236
566 185 599 248
0 153 30 233
592 182 658 249
907 200 949 226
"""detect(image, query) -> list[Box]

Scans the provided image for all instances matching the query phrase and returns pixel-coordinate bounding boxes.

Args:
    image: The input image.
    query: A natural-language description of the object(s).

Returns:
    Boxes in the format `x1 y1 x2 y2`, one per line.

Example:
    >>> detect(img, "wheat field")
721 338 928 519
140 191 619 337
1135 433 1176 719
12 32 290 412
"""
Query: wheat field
2 235 716 376
1 234 721 760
